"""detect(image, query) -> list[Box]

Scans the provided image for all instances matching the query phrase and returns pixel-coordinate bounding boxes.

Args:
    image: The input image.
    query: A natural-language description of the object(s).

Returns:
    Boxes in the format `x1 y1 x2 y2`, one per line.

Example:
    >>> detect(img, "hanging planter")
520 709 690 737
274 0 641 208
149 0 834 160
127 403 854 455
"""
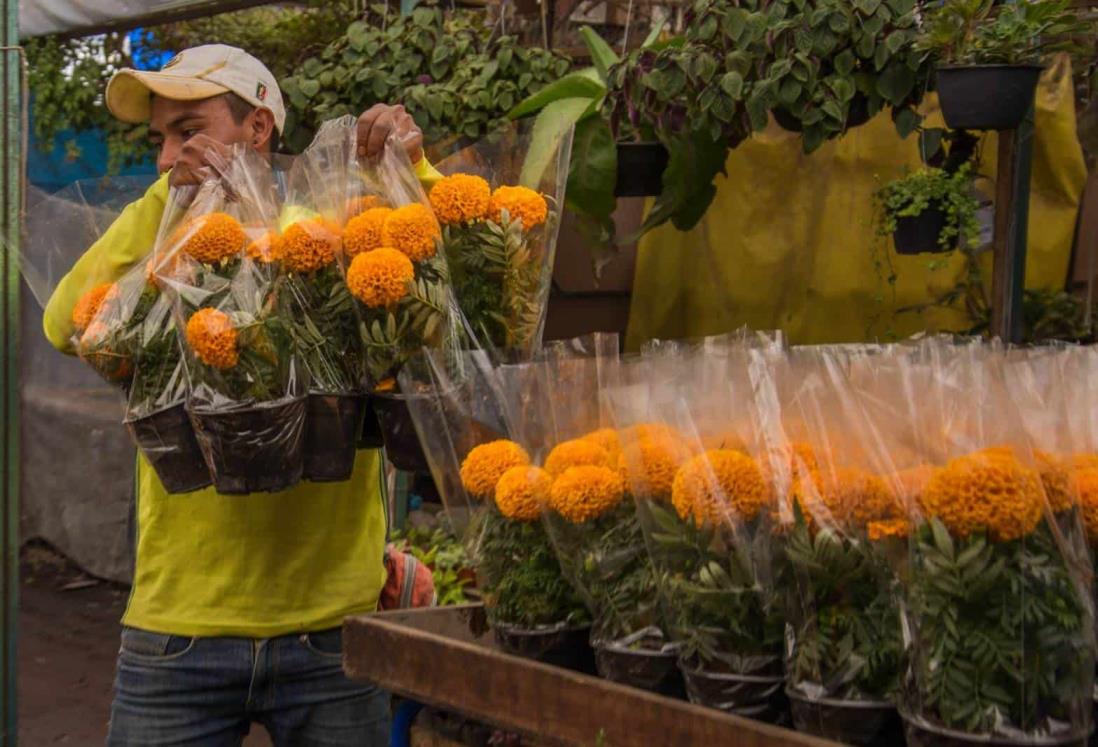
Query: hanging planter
125 402 212 494
304 392 367 482
875 163 980 257
892 202 953 255
936 65 1043 131
371 388 431 474
614 142 669 198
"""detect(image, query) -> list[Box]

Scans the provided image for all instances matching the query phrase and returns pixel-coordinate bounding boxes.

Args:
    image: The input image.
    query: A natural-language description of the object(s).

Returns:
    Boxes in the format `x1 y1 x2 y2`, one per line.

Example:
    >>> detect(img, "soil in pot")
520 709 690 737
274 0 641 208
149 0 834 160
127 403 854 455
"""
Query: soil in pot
787 688 900 746
188 396 307 495
493 622 596 674
893 204 953 255
125 402 212 494
680 662 789 725
304 392 366 482
371 391 430 473
592 634 685 698
904 712 1089 747
936 65 1043 131
615 143 669 198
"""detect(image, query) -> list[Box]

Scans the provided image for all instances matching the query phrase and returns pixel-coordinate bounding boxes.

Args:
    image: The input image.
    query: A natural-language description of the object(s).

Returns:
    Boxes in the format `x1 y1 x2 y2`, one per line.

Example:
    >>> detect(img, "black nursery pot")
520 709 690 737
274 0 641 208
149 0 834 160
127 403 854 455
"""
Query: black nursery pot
493 622 595 674
679 663 789 725
371 390 430 474
358 396 384 450
592 637 685 698
125 402 212 494
936 65 1043 131
893 203 953 255
304 393 366 482
787 689 900 746
188 396 307 495
614 142 669 198
904 712 1089 747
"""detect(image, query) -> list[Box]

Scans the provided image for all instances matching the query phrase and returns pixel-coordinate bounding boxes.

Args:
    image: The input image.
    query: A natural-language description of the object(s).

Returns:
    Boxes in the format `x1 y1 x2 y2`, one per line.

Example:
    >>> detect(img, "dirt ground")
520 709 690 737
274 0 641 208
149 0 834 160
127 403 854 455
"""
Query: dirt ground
19 542 271 746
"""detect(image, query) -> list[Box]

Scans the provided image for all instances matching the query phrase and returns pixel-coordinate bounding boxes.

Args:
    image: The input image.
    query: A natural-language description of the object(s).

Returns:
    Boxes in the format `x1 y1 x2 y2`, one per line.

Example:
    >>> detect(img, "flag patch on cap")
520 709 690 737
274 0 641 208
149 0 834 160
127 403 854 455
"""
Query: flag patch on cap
256 82 268 101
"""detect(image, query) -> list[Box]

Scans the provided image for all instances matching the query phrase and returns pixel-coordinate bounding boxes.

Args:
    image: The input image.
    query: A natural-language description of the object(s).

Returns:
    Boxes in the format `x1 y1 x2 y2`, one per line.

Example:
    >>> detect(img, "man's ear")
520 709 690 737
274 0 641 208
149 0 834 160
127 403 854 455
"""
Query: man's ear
248 107 277 153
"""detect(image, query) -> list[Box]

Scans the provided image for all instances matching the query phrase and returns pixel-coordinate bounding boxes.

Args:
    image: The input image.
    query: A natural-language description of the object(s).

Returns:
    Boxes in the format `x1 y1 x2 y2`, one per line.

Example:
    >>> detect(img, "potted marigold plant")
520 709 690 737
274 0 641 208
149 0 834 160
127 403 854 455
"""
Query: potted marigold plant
901 447 1094 746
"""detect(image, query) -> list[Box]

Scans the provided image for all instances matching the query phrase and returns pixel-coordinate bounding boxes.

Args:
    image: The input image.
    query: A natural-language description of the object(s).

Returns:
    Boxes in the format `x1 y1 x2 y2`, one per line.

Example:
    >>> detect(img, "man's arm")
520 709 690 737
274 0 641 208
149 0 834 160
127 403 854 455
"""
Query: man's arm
42 173 170 353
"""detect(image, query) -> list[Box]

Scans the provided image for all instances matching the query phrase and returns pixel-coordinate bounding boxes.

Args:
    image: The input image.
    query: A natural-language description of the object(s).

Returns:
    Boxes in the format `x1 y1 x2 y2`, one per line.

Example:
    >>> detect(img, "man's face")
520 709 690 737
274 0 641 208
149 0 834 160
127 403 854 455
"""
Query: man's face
149 95 251 175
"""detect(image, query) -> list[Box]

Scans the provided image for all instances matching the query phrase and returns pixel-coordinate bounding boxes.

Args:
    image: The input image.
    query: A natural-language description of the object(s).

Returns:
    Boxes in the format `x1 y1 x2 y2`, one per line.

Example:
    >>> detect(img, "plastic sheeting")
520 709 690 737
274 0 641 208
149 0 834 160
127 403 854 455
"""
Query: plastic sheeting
626 55 1087 350
21 1 216 38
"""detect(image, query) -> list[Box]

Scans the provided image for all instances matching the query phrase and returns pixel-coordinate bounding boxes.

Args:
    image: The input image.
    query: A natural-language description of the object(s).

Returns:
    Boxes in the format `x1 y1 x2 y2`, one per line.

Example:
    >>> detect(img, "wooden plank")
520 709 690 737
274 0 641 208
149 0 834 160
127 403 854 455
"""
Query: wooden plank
344 606 838 747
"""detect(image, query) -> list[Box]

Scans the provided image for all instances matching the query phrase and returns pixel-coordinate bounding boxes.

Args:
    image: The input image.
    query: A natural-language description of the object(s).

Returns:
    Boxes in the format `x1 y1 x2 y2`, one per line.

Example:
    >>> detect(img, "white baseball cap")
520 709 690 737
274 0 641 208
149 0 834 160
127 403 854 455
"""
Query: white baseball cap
106 44 286 133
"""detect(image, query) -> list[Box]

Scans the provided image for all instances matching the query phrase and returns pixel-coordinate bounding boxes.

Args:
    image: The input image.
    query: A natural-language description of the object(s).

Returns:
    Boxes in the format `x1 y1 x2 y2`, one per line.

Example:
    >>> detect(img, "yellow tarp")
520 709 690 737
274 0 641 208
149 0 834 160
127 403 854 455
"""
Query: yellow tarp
626 55 1087 349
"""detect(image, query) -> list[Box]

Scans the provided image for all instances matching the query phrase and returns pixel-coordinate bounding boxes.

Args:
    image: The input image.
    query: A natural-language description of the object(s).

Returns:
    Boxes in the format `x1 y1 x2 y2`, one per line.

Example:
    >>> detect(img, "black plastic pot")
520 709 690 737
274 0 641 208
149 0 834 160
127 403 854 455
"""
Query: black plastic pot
937 65 1043 131
680 663 789 725
188 396 307 495
358 396 384 450
371 391 430 474
592 637 685 698
304 393 366 482
893 203 953 255
614 142 669 198
787 688 900 746
493 622 595 674
904 713 1089 747
125 403 212 494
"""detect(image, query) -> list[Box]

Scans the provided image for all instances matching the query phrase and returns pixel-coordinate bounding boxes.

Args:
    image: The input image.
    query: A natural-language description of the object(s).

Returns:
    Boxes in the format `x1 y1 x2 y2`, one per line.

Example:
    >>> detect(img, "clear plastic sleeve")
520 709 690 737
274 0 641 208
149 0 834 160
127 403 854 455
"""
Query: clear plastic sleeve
429 119 573 361
154 147 305 495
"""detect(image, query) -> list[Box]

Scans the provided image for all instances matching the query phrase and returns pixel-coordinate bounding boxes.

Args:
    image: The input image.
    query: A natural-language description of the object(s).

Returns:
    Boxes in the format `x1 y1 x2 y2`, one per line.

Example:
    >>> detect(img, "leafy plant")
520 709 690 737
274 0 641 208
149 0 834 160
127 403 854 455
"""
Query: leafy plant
874 161 981 253
285 264 363 393
968 288 1097 344
391 525 476 607
916 0 1091 66
907 518 1091 734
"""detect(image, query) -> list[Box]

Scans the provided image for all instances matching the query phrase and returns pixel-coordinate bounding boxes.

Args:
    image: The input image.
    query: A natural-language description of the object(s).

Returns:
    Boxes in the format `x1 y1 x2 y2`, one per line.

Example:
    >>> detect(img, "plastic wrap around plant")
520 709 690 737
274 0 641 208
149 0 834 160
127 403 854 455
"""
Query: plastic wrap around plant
400 350 589 665
429 120 573 361
154 147 305 495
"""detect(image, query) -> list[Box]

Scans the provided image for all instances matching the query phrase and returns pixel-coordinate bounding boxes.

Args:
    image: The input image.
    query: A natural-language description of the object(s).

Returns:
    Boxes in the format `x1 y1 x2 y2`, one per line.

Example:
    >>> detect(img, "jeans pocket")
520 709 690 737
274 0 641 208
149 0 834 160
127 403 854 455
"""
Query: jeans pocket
119 627 195 662
299 628 343 658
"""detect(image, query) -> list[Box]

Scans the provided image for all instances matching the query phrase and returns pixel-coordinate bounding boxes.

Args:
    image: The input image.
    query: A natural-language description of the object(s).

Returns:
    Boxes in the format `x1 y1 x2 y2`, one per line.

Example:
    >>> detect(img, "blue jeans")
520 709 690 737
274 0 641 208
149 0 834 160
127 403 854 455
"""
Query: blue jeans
107 626 391 746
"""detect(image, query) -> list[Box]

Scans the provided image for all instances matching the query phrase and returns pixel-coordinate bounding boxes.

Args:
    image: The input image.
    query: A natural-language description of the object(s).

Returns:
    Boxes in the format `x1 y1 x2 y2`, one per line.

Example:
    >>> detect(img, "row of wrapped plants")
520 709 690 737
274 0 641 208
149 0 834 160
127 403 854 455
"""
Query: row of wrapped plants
404 331 1098 746
60 116 572 494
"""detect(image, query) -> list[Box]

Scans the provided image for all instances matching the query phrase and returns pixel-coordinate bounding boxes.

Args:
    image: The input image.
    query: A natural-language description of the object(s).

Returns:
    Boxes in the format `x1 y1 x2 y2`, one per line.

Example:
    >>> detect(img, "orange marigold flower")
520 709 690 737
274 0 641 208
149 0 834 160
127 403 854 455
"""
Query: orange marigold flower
921 450 1044 542
280 219 340 273
619 430 691 500
181 212 246 265
581 428 622 460
494 466 551 522
79 321 133 381
489 185 548 231
382 203 440 262
549 465 626 524
71 283 114 332
343 207 393 258
893 465 936 510
1071 454 1098 473
1035 450 1074 514
672 449 771 527
346 194 383 218
823 467 901 529
246 231 281 264
1074 468 1098 545
460 440 530 500
545 439 613 478
867 518 911 542
429 173 491 225
346 248 414 308
185 308 238 369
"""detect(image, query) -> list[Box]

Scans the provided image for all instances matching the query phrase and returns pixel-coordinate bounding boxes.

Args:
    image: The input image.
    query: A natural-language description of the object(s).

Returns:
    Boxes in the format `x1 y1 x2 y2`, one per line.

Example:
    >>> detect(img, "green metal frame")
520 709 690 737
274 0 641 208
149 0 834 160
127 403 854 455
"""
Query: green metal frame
1 0 19 741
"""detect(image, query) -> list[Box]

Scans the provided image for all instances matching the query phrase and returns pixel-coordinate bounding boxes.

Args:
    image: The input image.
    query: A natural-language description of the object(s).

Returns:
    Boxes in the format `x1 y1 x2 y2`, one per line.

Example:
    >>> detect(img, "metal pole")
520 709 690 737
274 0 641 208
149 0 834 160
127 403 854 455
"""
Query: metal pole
0 0 19 740
989 108 1035 343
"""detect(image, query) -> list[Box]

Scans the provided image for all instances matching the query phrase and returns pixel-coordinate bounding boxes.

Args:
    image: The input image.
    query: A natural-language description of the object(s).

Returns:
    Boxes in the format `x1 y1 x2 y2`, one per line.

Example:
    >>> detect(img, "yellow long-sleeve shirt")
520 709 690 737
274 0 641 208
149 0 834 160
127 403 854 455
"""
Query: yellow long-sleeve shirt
43 158 440 637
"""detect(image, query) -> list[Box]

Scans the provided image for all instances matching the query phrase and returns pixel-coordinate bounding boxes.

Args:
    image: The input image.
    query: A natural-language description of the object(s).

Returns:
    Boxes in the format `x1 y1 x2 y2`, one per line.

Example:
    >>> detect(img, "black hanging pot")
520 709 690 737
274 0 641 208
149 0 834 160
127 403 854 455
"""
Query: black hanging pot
614 142 669 198
772 107 803 133
125 402 212 495
371 389 431 473
787 688 900 746
493 622 595 674
303 392 367 482
936 64 1043 131
893 202 954 255
188 396 307 495
358 395 384 450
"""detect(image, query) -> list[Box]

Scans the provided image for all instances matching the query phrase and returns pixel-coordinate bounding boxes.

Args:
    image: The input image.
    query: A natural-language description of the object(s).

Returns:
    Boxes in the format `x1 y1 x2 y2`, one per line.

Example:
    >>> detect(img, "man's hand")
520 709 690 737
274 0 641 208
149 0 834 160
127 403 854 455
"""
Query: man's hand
357 104 424 164
169 134 234 188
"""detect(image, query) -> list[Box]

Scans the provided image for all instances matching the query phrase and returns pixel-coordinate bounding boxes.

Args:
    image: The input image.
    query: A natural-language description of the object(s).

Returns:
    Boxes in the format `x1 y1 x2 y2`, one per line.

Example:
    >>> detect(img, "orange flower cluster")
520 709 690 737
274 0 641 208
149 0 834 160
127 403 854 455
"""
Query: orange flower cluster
346 248 414 308
921 450 1044 542
581 428 622 463
1074 468 1098 544
429 174 491 225
71 283 114 332
544 439 613 477
672 449 771 526
459 440 531 500
382 203 440 262
549 465 626 524
246 231 281 264
824 467 902 529
892 464 936 509
181 213 246 265
867 518 911 542
494 466 551 522
280 219 340 273
489 185 548 231
185 308 238 369
1035 450 1074 514
78 321 133 381
346 194 383 218
343 207 393 258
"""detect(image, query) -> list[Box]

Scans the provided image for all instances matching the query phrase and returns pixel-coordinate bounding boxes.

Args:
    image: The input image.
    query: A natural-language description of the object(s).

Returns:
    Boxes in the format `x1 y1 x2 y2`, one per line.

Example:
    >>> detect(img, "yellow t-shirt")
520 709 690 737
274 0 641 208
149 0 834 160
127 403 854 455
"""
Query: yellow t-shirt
44 158 441 637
